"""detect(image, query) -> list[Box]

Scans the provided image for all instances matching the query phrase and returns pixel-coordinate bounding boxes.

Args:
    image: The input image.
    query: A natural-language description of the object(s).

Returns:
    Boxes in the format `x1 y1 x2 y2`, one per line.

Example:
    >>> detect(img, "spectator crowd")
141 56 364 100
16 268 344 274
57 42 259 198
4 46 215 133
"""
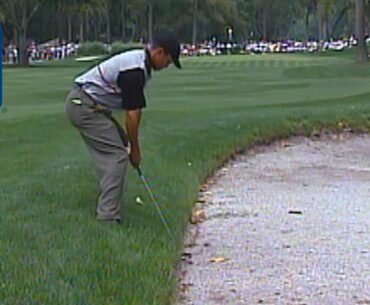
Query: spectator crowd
181 36 366 56
2 39 78 64
2 35 368 64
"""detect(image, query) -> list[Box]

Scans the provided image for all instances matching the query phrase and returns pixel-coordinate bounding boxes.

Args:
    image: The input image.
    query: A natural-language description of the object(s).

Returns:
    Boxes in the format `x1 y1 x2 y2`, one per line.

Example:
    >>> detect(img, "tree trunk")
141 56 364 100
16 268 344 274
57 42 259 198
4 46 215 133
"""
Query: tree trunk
130 23 136 42
67 15 73 41
192 0 198 45
13 26 18 45
121 0 126 41
93 11 100 40
323 19 328 41
318 13 323 41
262 0 268 41
305 7 310 41
85 11 90 41
57 14 64 40
79 14 84 42
105 2 111 43
317 2 325 41
331 5 349 38
365 0 369 36
18 28 28 66
356 0 368 62
148 0 153 42
18 11 28 66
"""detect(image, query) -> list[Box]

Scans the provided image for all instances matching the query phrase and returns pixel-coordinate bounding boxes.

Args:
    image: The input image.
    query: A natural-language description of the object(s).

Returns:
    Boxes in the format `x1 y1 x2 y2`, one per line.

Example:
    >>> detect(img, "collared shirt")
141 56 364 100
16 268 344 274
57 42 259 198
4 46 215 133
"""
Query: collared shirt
75 49 152 110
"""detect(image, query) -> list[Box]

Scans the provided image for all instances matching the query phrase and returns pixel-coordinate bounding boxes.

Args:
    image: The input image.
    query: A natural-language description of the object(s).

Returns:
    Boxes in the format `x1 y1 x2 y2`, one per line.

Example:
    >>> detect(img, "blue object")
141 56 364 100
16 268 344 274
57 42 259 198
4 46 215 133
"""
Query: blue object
0 24 2 107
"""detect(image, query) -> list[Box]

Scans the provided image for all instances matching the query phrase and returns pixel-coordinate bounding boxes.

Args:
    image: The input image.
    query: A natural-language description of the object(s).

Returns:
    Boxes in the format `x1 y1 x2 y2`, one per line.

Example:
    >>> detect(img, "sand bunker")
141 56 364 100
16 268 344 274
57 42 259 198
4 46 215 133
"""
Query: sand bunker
177 133 370 305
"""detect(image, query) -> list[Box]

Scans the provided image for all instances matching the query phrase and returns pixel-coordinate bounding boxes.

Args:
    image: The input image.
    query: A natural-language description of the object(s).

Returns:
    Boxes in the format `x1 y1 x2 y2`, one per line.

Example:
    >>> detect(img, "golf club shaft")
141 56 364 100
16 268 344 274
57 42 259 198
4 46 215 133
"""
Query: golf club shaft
137 167 175 241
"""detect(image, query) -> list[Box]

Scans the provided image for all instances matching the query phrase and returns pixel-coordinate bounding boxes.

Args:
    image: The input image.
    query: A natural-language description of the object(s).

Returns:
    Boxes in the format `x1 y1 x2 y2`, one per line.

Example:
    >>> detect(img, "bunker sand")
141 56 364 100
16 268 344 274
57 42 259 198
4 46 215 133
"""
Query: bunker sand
177 133 370 305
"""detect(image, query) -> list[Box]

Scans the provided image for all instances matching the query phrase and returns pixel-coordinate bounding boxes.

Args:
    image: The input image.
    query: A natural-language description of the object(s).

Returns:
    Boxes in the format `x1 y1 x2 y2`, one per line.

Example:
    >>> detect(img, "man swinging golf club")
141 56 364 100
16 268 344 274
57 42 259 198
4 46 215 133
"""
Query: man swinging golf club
65 32 182 224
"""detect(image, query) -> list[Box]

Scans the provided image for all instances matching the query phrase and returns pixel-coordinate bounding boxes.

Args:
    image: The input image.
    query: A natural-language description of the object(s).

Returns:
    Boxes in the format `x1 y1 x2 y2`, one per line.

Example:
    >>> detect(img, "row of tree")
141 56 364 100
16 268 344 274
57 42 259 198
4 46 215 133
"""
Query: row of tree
0 0 369 65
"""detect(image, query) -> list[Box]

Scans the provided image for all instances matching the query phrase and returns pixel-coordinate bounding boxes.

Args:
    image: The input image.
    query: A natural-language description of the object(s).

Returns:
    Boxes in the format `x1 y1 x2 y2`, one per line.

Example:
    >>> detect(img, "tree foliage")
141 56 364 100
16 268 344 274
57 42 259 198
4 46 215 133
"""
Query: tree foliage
0 0 369 65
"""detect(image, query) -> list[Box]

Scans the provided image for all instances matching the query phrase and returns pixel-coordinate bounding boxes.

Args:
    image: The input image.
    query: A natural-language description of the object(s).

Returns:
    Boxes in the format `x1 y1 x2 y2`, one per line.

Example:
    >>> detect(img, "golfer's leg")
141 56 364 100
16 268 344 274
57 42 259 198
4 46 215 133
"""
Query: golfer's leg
79 112 129 220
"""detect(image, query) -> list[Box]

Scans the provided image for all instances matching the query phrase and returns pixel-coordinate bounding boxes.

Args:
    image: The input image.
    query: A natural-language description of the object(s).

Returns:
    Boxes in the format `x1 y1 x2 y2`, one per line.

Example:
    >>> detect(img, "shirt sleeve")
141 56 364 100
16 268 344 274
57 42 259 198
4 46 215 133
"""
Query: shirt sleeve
117 69 146 110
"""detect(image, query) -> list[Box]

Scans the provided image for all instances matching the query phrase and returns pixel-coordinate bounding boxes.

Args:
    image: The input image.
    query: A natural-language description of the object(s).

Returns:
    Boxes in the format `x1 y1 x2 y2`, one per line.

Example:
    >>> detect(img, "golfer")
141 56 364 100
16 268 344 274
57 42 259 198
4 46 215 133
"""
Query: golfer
65 33 182 223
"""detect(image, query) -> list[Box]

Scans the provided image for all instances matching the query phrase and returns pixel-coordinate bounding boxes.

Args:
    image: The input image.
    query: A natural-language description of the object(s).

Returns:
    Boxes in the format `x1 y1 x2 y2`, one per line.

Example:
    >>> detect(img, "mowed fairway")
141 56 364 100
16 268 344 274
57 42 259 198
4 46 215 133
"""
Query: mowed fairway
1 53 370 305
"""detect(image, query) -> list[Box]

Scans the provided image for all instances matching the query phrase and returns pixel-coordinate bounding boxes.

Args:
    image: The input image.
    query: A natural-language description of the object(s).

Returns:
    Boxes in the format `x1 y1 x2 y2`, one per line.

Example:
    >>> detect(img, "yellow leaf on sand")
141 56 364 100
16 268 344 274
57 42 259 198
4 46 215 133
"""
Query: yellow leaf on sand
210 256 229 263
190 208 206 224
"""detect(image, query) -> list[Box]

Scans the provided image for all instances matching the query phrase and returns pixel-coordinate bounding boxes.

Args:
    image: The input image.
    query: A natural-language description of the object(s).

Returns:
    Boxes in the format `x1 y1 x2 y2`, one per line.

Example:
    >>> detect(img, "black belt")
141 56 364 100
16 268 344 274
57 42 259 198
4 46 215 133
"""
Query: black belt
74 83 101 105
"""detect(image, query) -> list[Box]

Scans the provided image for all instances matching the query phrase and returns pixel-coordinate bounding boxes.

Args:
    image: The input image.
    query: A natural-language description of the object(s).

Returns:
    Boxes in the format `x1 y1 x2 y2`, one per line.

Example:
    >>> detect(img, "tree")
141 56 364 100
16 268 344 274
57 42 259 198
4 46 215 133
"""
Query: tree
298 0 317 40
0 0 46 65
330 0 352 38
148 0 154 41
195 0 241 41
1 0 367 56
120 0 126 41
57 0 104 42
103 0 112 43
146 0 173 42
0 8 5 22
355 0 368 61
317 0 335 41
192 0 198 45
261 0 269 40
124 0 145 41
58 0 79 41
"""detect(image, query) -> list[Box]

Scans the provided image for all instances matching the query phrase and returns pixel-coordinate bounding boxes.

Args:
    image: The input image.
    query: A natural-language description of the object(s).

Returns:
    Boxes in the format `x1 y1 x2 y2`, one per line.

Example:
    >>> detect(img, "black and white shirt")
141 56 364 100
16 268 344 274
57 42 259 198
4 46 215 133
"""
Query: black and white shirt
75 49 152 110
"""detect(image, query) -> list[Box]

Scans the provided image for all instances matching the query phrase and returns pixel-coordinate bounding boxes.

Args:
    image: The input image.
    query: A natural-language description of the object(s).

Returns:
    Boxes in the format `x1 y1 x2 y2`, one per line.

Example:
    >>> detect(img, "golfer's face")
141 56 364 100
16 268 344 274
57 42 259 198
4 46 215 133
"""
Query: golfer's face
153 49 172 71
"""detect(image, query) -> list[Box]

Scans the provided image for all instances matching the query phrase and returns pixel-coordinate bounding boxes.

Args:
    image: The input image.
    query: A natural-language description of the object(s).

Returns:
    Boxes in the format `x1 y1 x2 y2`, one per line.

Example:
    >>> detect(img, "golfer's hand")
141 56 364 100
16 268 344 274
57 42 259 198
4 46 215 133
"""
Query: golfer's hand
129 147 141 168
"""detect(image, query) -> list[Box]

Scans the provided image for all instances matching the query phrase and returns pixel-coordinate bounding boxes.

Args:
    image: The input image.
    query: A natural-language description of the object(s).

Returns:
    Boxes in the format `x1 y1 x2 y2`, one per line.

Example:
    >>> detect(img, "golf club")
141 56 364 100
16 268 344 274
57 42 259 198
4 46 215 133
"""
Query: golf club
137 167 176 241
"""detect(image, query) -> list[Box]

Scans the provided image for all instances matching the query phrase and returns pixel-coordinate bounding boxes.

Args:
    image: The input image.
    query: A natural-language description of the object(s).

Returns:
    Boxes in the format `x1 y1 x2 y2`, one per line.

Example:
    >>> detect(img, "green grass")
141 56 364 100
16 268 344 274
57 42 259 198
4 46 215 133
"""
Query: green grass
1 53 370 305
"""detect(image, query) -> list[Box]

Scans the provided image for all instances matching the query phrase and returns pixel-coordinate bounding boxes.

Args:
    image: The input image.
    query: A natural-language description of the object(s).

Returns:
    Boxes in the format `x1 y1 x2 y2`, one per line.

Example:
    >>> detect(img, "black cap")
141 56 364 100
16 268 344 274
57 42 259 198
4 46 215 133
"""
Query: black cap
152 32 182 69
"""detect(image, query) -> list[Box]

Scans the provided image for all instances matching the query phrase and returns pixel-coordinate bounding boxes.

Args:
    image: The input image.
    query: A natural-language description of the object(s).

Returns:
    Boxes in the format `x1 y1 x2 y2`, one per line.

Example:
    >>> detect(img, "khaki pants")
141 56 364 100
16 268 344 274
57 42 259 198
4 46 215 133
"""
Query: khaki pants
65 87 129 221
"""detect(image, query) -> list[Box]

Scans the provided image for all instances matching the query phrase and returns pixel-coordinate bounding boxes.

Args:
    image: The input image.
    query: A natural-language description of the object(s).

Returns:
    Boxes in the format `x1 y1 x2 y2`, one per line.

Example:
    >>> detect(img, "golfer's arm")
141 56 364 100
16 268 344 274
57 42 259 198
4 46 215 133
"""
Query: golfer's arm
125 109 142 151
